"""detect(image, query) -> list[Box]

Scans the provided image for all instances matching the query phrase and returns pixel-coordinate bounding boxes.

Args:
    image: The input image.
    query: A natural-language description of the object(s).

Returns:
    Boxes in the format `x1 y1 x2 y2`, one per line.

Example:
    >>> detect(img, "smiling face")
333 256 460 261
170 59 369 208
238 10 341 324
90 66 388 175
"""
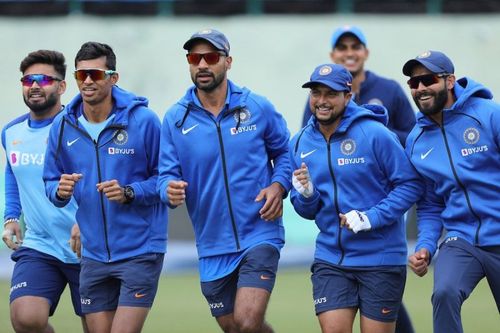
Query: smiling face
75 56 118 106
330 35 368 77
22 63 66 119
409 65 455 121
309 84 351 133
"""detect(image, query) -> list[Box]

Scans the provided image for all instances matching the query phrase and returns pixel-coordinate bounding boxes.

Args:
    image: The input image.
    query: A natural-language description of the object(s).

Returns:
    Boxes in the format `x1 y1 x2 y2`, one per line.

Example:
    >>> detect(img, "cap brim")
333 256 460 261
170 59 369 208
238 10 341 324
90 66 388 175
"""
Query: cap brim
402 59 447 76
302 80 349 91
183 37 227 55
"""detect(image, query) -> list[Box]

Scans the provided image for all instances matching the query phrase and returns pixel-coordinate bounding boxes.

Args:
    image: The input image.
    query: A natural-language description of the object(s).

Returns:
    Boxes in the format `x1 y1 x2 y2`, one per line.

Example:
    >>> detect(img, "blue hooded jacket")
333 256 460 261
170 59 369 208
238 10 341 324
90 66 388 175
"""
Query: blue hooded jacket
406 77 500 258
291 101 423 266
158 80 291 258
43 86 167 263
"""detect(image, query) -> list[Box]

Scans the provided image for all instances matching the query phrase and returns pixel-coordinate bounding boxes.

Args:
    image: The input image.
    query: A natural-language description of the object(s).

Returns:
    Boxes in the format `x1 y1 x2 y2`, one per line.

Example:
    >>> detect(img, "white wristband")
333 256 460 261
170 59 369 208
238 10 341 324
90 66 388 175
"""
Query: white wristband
3 218 19 227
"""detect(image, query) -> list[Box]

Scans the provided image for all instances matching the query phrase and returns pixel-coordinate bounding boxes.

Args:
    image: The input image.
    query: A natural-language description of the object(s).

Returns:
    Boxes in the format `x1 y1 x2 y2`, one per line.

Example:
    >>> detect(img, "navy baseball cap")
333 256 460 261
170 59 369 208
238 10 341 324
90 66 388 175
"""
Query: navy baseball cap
331 25 367 48
183 29 230 56
302 64 353 92
402 50 454 76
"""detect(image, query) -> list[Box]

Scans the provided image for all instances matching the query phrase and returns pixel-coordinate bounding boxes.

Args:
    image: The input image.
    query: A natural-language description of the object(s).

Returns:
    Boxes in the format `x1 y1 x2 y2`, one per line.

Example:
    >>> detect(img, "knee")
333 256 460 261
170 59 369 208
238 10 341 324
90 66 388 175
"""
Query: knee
432 284 465 307
235 317 263 333
11 314 49 333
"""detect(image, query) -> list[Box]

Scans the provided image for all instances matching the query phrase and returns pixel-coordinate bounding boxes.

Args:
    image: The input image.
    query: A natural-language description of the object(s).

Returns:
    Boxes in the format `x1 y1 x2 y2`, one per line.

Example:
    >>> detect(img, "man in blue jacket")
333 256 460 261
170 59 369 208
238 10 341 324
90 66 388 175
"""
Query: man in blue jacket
158 29 291 333
403 50 500 333
301 25 415 146
43 42 167 333
3 50 87 333
291 63 423 333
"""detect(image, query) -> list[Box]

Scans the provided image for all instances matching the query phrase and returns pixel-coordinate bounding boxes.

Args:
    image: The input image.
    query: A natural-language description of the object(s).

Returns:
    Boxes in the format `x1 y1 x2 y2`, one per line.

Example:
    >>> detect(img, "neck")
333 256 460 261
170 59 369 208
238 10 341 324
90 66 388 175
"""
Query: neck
196 81 228 116
429 93 456 126
351 70 366 95
318 119 341 140
30 102 62 121
83 97 114 123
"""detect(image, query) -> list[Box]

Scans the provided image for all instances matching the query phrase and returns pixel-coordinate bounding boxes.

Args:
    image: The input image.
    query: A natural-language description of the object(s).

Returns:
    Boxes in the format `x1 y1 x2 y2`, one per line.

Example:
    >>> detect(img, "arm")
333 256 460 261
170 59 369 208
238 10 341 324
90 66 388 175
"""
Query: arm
157 113 184 208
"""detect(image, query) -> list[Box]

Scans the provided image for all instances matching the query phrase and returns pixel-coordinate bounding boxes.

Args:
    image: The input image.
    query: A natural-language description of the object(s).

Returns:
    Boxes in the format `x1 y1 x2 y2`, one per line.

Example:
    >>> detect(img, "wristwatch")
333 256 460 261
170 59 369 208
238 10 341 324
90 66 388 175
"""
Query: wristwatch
123 185 135 204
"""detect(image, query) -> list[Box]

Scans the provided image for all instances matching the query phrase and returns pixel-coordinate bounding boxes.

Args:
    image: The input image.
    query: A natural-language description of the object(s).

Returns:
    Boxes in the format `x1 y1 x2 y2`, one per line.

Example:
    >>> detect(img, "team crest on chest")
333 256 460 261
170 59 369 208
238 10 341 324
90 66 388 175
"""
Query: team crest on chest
113 129 128 145
233 108 251 124
463 127 479 145
340 139 356 155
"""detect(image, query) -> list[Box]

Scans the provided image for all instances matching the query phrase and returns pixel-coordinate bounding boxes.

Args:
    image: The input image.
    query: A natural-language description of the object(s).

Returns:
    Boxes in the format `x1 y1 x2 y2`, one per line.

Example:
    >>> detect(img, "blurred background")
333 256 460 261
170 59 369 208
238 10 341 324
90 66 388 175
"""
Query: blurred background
1 1 499 332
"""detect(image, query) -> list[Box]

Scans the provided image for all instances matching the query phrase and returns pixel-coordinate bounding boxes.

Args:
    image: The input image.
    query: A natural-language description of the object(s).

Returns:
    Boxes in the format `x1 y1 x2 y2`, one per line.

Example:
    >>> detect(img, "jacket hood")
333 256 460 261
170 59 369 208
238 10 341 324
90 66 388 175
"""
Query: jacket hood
64 86 149 124
416 76 493 127
307 101 388 134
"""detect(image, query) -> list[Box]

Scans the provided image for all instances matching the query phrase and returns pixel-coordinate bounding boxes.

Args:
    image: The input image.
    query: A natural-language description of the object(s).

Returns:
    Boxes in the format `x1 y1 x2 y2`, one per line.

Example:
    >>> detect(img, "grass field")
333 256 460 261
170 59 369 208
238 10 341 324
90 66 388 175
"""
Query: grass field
0 268 498 332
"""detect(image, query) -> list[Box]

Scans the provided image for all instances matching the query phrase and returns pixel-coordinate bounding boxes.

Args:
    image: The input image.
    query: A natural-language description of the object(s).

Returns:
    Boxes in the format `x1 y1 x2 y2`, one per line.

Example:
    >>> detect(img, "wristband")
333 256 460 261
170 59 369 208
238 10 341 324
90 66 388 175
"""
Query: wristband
3 218 19 227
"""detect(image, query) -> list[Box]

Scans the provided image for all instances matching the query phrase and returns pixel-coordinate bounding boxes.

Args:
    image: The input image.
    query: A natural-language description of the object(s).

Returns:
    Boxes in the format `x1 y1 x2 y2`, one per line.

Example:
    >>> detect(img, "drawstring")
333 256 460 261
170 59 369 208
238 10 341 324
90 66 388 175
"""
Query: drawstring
294 124 311 154
175 107 192 128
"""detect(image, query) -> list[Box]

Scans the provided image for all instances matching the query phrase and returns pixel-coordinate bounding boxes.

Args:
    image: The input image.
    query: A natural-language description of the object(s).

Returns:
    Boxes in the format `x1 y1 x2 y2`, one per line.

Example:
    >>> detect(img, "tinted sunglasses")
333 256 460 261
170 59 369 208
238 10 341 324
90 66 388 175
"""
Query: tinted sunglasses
186 52 224 65
74 69 116 81
20 74 62 87
407 74 448 89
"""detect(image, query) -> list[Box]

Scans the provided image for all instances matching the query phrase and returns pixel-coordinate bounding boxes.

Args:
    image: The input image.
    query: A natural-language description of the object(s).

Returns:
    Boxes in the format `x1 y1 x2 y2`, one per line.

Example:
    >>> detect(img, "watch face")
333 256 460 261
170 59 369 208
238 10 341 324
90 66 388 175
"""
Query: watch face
125 186 135 201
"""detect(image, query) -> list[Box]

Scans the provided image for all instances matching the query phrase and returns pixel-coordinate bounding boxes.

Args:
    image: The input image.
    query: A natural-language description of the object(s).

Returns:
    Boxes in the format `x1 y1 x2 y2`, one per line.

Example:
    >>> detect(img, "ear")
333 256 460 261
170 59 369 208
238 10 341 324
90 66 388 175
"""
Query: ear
329 50 336 62
58 80 67 95
446 74 456 90
344 92 353 106
226 56 232 70
110 72 119 85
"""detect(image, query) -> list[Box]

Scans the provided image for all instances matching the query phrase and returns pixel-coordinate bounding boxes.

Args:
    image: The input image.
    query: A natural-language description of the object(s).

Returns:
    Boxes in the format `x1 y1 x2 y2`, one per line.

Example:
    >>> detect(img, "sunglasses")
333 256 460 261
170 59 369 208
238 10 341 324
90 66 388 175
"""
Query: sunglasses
407 74 448 89
74 69 116 81
186 52 224 65
20 74 62 87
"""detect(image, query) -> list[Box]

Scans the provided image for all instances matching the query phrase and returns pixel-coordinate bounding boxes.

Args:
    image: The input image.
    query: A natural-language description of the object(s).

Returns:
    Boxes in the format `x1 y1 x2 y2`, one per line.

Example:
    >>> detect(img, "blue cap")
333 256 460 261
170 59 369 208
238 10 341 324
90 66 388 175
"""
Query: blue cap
183 29 230 56
402 50 454 76
302 64 353 92
331 25 367 48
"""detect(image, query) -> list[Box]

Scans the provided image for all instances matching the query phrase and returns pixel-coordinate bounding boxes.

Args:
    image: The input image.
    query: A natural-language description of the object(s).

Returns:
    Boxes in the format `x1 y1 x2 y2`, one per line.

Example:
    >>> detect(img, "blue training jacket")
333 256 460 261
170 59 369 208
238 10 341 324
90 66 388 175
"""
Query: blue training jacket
291 102 423 266
302 70 416 145
43 86 168 263
158 80 291 258
406 77 500 258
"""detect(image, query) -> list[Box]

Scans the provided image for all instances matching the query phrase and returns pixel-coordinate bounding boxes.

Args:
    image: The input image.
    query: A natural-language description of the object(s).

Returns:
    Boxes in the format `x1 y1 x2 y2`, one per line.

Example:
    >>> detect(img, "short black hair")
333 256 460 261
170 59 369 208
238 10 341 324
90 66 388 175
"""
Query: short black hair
75 42 116 70
19 50 66 79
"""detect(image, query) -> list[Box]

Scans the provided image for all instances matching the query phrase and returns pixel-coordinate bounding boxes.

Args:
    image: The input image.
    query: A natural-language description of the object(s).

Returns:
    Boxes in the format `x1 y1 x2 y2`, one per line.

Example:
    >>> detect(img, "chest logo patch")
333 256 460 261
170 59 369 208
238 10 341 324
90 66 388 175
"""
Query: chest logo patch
340 139 356 155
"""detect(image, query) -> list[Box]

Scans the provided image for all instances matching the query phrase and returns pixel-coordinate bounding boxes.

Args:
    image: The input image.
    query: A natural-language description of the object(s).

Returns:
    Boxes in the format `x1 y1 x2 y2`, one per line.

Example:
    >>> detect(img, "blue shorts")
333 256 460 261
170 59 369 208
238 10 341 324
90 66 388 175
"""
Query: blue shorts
10 247 82 316
200 244 280 317
311 260 406 322
79 253 164 314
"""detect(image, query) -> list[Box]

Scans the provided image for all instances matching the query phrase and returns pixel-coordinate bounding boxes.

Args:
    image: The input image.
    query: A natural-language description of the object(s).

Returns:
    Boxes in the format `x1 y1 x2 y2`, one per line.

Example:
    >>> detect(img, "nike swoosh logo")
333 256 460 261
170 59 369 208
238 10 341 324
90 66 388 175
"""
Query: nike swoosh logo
260 274 271 280
12 140 22 146
134 292 147 298
300 149 317 159
420 147 434 160
182 124 199 135
66 138 79 147
381 308 392 314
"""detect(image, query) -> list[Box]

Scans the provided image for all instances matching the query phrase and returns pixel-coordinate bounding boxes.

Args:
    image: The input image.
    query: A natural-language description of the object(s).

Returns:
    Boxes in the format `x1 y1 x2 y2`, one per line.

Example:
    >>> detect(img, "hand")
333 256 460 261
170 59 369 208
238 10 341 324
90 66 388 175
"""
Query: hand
68 223 82 258
57 173 83 200
167 180 188 206
340 210 371 233
408 248 430 277
96 179 126 203
292 162 314 198
255 182 285 221
2 220 23 250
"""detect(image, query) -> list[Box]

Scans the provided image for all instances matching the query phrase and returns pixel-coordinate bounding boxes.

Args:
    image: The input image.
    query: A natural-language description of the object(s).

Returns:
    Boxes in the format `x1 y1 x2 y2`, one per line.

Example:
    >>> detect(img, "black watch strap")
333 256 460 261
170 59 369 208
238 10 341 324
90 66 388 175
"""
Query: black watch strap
123 185 135 204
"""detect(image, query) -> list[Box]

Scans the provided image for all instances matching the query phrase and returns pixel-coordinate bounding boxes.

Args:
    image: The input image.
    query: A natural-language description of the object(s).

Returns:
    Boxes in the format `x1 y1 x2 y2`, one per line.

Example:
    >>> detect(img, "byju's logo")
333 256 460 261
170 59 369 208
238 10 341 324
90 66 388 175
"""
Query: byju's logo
108 147 135 155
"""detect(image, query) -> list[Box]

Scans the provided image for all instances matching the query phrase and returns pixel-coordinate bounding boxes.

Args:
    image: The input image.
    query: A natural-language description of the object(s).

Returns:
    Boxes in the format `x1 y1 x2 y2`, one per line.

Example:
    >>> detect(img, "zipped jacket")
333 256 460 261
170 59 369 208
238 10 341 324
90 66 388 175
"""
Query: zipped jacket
43 86 167 262
158 80 291 258
406 77 500 258
291 102 423 266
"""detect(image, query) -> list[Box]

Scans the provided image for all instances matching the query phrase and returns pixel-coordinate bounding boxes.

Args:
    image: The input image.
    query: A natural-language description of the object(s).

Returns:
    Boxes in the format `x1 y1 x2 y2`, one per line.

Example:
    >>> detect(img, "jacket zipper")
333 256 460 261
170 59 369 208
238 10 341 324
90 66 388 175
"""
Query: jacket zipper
214 118 241 251
326 140 344 264
439 124 482 244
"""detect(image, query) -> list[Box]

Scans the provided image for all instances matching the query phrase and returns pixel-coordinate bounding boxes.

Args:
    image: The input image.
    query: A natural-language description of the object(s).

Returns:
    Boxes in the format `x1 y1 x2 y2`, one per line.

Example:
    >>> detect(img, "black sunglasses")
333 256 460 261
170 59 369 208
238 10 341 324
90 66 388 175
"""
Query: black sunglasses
407 74 448 89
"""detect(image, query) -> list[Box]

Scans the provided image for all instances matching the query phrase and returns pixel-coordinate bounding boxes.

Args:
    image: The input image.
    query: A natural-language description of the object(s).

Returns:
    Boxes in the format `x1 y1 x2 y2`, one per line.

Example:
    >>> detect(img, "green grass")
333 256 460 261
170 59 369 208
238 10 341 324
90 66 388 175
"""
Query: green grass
0 268 498 332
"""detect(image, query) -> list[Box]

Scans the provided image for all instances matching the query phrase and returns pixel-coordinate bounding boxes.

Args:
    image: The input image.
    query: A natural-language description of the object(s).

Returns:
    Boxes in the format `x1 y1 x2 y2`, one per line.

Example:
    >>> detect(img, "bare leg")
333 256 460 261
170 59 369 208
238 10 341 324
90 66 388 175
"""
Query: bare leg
233 287 273 333
110 306 150 333
317 308 357 333
360 315 395 333
84 310 114 333
10 296 53 333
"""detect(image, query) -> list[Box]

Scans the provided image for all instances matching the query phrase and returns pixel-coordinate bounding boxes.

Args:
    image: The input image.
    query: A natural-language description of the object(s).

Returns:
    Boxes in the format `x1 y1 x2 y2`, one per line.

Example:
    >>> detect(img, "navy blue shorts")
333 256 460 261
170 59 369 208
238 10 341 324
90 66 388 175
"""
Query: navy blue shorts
10 247 82 316
201 244 280 317
311 260 406 322
79 253 164 314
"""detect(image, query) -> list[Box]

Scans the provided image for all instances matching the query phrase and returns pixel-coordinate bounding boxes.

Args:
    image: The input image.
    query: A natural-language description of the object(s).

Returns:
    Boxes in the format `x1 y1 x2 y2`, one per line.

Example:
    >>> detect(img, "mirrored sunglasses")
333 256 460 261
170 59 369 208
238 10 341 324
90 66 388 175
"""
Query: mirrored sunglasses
20 74 62 87
74 69 116 81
